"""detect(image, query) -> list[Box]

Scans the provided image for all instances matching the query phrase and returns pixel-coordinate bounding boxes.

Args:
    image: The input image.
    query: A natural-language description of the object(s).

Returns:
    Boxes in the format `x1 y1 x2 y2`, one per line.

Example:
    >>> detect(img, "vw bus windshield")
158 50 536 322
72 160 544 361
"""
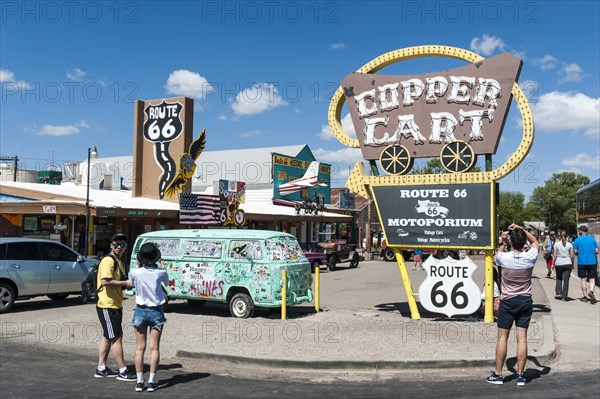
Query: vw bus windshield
265 237 307 262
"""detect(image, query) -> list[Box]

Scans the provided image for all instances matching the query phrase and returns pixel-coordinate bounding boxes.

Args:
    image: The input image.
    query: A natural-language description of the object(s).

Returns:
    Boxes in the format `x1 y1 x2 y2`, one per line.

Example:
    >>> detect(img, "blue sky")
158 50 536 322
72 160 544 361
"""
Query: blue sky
1 1 598 198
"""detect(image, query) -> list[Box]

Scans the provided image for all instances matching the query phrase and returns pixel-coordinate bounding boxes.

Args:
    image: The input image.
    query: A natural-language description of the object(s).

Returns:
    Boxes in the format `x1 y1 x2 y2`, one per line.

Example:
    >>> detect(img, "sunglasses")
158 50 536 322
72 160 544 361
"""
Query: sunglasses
112 242 127 249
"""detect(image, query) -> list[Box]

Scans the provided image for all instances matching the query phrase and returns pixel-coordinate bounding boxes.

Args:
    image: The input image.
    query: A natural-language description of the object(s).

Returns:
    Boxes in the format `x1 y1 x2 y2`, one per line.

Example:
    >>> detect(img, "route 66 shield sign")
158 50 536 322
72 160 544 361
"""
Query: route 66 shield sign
418 256 481 318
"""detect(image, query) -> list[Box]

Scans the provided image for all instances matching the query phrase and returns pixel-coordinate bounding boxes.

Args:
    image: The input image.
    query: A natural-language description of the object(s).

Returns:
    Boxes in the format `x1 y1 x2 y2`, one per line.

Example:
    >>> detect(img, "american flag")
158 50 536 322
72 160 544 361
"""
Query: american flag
179 193 220 225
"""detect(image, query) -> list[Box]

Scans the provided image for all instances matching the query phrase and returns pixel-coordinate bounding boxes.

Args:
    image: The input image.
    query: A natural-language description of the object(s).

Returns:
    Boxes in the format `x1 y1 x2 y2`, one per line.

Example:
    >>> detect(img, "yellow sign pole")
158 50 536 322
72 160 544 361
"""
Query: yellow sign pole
484 250 494 323
281 269 287 320
395 249 421 320
315 265 320 313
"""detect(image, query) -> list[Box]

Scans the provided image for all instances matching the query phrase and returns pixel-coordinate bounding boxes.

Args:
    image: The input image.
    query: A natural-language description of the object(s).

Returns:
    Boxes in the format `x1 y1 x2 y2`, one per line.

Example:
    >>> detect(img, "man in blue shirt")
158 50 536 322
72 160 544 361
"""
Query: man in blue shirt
573 225 599 304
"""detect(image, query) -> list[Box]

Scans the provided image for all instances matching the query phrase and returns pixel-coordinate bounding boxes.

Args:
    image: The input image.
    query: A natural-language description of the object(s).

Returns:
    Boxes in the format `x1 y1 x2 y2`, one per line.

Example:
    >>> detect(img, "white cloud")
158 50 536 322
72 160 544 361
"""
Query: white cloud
66 67 87 81
330 43 346 50
231 83 286 117
561 152 600 170
318 113 356 141
164 69 213 99
530 91 599 137
558 63 584 84
27 120 90 136
532 55 558 71
239 130 266 138
312 147 363 186
312 147 363 164
470 34 506 56
217 114 227 121
0 68 31 90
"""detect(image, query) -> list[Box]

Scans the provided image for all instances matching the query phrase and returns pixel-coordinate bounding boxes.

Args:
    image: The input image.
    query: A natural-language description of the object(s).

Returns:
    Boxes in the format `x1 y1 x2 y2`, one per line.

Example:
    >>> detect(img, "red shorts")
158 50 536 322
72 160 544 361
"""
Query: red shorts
546 257 553 267
413 254 422 262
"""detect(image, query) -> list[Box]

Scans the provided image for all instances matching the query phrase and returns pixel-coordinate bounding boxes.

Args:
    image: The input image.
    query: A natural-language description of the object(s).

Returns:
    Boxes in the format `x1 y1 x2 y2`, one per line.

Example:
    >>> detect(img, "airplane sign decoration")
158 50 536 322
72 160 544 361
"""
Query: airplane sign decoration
278 161 325 196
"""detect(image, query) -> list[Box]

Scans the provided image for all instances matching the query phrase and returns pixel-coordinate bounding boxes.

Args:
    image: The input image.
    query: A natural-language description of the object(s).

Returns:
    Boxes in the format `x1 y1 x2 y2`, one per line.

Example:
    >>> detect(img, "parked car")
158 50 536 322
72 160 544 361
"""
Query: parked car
0 237 97 313
302 250 327 273
129 229 313 318
379 239 449 262
317 240 360 271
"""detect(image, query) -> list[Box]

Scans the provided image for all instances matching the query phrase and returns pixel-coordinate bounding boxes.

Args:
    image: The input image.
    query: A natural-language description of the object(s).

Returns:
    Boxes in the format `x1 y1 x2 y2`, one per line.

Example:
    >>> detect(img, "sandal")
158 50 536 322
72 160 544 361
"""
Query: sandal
579 297 589 303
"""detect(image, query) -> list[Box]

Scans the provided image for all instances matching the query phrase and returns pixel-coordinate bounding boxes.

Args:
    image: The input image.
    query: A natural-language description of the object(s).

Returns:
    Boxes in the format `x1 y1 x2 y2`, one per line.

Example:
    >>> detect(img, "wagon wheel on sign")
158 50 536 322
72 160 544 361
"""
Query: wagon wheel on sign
379 145 413 175
440 140 475 173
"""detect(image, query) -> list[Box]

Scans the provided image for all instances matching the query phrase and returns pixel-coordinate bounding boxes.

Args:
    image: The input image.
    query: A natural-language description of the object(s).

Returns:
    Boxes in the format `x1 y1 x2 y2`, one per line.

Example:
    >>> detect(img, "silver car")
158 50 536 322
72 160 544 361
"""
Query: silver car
0 237 97 313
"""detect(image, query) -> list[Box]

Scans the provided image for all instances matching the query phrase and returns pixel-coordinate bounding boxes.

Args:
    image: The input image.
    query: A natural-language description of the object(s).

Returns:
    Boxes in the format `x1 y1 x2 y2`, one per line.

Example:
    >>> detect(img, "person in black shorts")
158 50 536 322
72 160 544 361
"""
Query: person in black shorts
94 233 136 381
487 224 539 387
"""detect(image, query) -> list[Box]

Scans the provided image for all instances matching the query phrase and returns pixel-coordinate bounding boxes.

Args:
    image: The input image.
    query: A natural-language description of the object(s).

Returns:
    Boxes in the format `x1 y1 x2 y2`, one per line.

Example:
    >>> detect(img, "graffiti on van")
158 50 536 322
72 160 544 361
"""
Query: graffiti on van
265 237 305 261
150 239 181 258
184 240 223 258
175 261 225 298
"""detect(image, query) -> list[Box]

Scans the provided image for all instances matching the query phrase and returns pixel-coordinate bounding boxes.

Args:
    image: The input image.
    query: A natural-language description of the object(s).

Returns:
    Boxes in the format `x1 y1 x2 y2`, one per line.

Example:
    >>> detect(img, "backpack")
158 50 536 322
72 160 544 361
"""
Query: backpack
81 254 117 304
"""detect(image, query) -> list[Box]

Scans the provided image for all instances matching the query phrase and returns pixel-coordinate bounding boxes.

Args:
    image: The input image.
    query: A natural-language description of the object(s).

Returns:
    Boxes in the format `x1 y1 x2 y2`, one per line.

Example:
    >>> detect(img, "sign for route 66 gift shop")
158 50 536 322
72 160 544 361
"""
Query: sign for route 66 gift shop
418 256 481 317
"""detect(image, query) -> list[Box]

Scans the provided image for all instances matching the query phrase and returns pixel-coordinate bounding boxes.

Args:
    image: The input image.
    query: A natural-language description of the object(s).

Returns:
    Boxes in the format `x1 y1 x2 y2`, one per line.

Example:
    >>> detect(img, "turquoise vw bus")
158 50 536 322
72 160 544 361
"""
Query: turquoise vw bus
129 229 313 318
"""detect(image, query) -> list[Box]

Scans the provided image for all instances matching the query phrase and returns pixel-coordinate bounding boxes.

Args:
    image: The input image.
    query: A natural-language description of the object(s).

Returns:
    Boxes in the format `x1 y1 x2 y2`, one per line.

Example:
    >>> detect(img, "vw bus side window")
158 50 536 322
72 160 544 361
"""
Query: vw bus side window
183 240 223 259
228 240 263 261
148 239 181 258
265 237 306 261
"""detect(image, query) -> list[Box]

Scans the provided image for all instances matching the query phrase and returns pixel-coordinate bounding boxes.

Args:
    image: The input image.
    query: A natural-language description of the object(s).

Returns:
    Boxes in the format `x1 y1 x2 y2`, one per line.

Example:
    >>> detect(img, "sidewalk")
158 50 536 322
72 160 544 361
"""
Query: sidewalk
175 257 555 373
1 257 598 378
532 262 600 372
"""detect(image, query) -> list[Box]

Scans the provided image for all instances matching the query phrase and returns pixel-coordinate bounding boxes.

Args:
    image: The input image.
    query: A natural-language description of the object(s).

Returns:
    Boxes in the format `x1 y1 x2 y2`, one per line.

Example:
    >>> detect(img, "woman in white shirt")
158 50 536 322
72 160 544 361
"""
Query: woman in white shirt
129 243 169 393
552 231 574 301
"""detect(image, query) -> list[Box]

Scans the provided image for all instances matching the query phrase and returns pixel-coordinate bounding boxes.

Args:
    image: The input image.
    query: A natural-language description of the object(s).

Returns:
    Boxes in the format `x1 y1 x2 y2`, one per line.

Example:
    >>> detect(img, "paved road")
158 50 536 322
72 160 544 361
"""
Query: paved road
1 341 599 398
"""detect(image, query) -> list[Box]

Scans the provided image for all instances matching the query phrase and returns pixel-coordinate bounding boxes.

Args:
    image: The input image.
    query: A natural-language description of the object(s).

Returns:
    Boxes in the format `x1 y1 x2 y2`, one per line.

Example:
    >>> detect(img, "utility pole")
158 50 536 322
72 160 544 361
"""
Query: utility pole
0 156 19 181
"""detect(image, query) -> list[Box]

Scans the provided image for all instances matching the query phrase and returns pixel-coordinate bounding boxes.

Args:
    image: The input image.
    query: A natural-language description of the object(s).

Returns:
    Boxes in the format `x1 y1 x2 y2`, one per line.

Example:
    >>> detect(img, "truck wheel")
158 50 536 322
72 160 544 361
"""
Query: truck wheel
47 294 69 301
328 256 338 271
187 299 206 308
350 252 359 268
383 248 396 262
0 282 16 314
229 292 255 318
311 260 321 273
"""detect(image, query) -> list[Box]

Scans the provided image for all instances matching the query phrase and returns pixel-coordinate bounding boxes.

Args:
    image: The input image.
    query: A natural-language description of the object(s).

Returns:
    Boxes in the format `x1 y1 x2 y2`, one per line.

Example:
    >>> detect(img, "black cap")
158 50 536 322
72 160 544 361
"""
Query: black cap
111 233 128 242
577 225 588 232
137 242 161 266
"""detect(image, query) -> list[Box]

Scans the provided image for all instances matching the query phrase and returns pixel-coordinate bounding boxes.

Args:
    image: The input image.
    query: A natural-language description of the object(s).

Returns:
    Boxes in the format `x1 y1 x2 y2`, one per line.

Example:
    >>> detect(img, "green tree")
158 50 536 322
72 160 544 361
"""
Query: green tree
526 172 590 234
498 191 527 229
409 158 481 174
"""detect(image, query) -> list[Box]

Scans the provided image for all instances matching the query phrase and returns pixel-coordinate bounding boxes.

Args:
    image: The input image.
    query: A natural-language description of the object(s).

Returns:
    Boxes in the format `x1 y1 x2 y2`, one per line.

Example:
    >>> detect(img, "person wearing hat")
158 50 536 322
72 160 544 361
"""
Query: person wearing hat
95 233 136 381
128 242 169 392
573 225 599 304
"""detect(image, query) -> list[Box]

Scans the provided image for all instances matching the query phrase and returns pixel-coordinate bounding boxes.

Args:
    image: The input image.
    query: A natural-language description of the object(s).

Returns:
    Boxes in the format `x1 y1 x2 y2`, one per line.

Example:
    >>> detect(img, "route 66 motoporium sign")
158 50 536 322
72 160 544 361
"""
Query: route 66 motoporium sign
418 256 481 318
372 182 495 249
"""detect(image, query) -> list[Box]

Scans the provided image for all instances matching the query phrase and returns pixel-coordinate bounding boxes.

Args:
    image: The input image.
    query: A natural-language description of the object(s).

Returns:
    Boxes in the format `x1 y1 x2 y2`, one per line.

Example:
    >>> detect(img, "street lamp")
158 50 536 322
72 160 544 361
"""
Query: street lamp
84 145 97 257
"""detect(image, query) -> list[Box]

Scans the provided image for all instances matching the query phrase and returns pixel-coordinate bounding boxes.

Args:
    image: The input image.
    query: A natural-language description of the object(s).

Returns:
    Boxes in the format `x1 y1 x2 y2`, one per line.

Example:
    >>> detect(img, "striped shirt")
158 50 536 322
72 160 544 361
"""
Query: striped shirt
496 247 538 300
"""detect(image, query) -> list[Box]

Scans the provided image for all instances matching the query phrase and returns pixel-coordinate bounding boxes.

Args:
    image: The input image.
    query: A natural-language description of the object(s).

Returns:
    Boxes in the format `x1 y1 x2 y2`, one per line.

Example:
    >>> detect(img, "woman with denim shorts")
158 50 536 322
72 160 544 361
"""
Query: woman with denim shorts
129 242 169 392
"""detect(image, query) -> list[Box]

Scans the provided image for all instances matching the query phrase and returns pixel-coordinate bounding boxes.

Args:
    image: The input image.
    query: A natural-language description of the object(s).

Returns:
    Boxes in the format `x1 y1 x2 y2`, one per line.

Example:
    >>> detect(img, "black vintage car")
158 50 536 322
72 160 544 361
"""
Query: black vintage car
317 240 360 271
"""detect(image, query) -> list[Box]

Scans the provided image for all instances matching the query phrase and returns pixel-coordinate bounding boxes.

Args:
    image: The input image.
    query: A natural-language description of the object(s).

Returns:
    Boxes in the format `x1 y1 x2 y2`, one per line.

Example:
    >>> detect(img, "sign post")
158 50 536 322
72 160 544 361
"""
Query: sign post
329 45 534 322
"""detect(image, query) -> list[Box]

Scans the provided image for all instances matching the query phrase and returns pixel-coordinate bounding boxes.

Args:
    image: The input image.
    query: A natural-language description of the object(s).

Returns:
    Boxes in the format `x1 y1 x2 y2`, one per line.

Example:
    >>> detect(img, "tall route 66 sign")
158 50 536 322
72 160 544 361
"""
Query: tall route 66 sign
328 46 534 322
418 256 481 317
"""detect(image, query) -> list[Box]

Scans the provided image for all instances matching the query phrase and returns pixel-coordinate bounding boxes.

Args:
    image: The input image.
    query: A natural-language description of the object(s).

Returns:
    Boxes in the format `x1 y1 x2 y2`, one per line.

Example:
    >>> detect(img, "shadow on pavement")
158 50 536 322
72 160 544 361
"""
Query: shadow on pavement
505 355 552 382
158 371 211 389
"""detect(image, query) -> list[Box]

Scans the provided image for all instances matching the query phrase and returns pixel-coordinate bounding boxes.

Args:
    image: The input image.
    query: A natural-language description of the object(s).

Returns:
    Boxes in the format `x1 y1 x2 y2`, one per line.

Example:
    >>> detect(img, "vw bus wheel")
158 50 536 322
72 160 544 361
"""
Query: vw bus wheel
229 293 255 318
350 252 359 268
0 282 16 314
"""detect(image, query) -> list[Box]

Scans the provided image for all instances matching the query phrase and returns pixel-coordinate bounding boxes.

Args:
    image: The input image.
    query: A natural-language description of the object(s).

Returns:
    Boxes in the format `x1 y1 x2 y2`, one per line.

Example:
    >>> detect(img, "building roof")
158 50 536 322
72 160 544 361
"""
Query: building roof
0 181 351 221
77 144 308 190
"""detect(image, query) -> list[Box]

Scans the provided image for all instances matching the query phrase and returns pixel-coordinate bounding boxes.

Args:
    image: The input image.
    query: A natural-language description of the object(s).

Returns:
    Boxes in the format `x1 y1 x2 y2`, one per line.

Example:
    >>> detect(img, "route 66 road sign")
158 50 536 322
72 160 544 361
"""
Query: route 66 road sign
418 256 481 318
